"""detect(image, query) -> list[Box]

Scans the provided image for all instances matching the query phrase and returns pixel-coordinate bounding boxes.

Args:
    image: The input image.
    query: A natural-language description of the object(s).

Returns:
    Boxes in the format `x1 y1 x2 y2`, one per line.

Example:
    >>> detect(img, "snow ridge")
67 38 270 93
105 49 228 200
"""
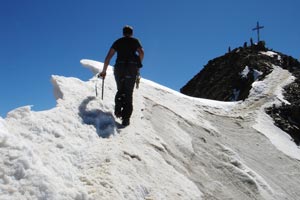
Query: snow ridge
1 59 300 200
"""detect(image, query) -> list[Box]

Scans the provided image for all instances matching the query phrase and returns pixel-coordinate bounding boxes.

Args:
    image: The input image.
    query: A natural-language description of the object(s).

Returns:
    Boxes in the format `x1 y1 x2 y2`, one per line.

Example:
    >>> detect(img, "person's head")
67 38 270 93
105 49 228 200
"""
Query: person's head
123 25 133 37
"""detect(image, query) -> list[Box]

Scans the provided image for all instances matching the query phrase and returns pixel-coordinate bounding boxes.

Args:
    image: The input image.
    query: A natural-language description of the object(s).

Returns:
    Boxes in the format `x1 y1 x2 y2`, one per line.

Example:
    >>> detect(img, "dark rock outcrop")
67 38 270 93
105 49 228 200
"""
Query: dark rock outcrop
181 42 300 145
181 41 273 101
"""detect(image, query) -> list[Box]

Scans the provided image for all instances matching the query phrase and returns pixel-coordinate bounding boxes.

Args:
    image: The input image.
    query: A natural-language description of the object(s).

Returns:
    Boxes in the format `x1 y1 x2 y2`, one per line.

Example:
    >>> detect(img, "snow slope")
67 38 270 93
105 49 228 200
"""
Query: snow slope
1 59 300 200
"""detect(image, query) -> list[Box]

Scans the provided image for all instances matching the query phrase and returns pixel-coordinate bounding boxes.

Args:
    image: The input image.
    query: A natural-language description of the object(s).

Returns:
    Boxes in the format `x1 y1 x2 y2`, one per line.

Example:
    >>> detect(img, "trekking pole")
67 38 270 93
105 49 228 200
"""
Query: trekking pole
136 70 141 89
95 79 98 97
101 77 105 100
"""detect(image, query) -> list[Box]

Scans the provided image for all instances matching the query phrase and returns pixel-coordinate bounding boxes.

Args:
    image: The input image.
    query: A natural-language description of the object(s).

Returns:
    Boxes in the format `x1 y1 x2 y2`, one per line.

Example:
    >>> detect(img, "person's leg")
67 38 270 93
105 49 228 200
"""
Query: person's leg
114 65 125 118
121 76 136 125
114 63 138 126
114 91 124 118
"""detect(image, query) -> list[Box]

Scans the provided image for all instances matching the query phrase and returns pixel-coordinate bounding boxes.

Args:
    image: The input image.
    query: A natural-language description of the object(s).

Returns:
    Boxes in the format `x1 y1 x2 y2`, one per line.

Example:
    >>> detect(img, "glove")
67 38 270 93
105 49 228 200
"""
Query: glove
98 71 106 78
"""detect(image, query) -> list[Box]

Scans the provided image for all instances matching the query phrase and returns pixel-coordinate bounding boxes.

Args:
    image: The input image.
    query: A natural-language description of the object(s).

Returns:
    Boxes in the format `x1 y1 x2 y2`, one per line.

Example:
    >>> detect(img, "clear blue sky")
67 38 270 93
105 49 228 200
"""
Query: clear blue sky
1 0 300 117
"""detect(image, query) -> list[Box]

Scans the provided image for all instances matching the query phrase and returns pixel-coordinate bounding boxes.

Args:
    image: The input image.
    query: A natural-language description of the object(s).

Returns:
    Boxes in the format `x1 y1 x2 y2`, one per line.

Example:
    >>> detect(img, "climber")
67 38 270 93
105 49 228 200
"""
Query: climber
98 25 144 126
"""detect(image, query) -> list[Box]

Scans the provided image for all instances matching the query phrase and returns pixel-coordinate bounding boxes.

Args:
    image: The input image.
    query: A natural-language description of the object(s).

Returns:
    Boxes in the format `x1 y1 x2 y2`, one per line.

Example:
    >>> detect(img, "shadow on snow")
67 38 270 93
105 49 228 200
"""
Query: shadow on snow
79 96 117 138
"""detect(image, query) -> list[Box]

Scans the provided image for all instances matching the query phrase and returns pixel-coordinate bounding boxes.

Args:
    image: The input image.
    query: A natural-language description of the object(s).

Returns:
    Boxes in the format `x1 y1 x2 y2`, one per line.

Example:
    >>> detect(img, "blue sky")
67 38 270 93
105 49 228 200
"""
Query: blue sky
1 0 300 117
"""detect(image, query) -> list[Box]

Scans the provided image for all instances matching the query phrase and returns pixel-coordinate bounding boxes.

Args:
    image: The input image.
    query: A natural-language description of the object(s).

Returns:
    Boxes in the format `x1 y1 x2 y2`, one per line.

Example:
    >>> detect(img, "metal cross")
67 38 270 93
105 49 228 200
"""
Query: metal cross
252 21 264 42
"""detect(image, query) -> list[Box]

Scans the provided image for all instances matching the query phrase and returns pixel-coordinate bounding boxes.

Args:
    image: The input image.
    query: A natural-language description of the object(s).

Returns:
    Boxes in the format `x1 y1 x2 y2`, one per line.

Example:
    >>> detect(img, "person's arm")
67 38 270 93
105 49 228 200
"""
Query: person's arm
137 47 144 62
98 48 115 78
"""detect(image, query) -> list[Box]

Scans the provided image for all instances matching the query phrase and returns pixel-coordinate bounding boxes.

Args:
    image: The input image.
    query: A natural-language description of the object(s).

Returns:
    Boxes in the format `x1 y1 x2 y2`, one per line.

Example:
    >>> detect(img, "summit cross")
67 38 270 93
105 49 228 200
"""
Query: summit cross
252 21 264 42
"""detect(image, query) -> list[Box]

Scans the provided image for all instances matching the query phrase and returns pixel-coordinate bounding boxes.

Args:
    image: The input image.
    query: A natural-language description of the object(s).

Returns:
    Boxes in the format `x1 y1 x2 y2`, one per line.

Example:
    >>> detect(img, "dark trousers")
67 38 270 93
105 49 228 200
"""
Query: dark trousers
114 63 138 120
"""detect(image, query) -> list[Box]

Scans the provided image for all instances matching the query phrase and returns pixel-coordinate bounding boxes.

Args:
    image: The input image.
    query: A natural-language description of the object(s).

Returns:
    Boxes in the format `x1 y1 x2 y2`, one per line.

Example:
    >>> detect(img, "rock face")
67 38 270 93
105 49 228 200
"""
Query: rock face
181 42 300 145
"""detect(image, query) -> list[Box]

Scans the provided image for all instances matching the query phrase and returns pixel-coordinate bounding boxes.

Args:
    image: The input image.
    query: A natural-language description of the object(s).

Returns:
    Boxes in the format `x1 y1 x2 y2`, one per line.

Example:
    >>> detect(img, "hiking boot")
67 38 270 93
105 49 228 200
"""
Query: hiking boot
122 118 130 127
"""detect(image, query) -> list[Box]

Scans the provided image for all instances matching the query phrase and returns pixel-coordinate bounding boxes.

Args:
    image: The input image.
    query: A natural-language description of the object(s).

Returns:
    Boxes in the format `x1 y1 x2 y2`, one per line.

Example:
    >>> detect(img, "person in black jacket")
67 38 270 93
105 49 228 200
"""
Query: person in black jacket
98 25 144 126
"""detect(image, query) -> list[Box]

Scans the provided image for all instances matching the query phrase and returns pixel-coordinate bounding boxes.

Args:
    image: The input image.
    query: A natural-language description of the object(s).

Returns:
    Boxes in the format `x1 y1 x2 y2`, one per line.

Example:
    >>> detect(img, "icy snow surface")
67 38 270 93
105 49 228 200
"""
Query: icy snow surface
260 51 278 58
1 59 300 200
240 66 250 78
240 66 263 80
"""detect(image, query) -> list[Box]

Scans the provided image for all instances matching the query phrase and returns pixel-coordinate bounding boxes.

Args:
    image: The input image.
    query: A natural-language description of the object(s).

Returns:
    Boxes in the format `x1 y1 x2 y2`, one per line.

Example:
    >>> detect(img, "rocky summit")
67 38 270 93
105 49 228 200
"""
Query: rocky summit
181 41 300 145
